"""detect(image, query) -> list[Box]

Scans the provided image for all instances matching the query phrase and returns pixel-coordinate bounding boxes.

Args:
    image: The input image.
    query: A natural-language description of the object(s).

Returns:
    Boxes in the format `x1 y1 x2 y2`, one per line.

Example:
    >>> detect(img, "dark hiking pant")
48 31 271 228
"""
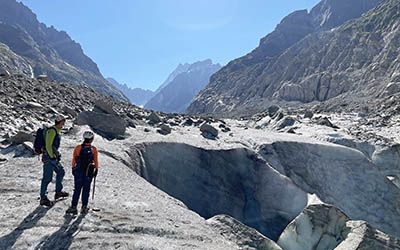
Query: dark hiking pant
71 168 93 207
40 160 65 198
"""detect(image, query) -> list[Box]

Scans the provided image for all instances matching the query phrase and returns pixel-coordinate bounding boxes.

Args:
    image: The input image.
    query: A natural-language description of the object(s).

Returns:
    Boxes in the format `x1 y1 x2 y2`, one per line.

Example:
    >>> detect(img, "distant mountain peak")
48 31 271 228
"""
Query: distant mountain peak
107 77 154 106
145 59 221 113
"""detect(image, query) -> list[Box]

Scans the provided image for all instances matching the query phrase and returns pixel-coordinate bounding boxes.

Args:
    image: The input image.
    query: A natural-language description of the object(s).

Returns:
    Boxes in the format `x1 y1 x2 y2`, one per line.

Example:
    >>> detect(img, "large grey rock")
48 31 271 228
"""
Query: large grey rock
62 106 78 118
157 124 171 135
278 205 349 250
316 116 338 128
382 82 400 96
76 111 126 140
147 112 162 124
304 110 314 119
200 123 218 138
268 105 280 117
18 102 43 109
207 215 283 250
335 221 400 250
93 100 117 115
0 68 10 77
10 131 34 145
36 75 48 81
274 116 296 130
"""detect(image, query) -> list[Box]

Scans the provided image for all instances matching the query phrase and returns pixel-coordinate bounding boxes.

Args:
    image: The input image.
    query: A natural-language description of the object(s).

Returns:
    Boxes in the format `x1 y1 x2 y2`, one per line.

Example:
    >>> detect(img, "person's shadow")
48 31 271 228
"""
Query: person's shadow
34 213 87 250
0 206 50 250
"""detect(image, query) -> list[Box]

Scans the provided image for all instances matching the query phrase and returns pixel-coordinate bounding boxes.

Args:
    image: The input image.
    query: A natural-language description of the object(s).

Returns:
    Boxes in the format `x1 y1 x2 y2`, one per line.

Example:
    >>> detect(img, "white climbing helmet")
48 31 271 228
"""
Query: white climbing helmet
83 131 94 140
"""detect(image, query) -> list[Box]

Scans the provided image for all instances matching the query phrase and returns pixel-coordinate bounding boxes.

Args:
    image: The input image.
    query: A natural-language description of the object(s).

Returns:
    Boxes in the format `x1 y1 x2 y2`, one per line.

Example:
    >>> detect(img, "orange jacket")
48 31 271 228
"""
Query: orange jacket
72 143 99 170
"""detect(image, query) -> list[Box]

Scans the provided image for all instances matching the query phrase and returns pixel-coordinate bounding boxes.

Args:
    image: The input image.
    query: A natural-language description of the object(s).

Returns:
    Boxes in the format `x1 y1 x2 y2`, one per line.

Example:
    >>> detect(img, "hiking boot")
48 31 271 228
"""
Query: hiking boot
81 206 89 214
66 206 78 215
40 197 53 207
54 191 69 200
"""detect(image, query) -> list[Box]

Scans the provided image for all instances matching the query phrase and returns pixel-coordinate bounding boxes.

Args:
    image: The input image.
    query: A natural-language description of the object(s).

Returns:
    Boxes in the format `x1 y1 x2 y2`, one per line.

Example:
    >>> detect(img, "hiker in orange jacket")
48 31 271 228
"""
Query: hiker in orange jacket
66 131 99 215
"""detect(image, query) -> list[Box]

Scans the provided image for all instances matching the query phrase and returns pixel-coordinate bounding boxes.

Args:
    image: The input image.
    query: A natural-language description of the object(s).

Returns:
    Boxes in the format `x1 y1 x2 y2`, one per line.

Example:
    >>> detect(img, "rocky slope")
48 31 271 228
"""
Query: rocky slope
1 75 400 249
187 0 384 116
145 60 221 113
107 77 154 106
0 0 127 101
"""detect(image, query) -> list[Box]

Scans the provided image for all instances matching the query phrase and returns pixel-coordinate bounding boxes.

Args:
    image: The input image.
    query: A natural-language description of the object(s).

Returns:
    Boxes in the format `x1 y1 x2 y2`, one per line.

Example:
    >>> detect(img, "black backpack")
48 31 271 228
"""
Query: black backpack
77 144 95 177
34 127 56 155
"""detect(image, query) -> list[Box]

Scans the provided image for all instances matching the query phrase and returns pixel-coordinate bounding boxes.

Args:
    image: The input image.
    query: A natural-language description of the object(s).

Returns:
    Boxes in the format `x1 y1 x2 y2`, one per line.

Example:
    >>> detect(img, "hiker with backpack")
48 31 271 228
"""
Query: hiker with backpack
66 131 99 215
38 115 69 207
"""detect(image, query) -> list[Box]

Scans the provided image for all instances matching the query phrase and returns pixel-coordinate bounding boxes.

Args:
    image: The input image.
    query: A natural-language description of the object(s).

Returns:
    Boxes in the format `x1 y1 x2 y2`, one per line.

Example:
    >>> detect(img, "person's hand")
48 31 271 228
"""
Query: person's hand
55 151 61 162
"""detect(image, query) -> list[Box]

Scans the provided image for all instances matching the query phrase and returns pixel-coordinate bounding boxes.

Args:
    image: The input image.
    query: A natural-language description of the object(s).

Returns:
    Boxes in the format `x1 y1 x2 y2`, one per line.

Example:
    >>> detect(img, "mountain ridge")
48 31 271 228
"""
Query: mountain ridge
0 0 127 101
107 77 154 106
187 0 384 116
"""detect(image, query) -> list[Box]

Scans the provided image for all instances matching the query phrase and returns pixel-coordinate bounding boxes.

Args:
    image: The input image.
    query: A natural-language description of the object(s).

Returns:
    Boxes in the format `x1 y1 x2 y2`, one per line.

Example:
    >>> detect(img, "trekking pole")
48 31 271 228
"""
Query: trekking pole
91 176 100 212
92 176 96 201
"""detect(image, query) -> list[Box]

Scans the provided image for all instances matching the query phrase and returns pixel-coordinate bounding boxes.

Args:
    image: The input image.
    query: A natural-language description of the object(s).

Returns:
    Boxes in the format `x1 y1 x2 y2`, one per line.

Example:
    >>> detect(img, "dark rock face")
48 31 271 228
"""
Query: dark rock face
0 0 127 101
107 78 154 106
187 0 383 116
145 59 221 113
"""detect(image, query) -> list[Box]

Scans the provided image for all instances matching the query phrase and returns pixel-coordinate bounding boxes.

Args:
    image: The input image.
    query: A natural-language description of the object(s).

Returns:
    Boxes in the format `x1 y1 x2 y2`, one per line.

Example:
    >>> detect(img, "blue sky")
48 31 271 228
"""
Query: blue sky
20 0 320 91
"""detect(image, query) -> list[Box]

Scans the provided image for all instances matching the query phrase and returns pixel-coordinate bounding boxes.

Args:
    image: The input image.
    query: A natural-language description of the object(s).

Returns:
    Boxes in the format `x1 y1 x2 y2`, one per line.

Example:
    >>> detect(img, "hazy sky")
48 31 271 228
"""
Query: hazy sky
20 0 320 90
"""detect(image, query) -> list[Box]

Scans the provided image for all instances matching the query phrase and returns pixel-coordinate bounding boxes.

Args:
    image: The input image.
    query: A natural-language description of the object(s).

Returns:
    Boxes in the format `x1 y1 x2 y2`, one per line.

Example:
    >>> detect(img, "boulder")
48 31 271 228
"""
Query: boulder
316 116 338 128
10 131 35 145
275 116 296 130
278 204 349 250
147 112 162 125
383 82 400 96
157 124 171 135
126 118 137 128
268 105 280 117
76 111 126 140
93 100 117 115
218 123 229 131
273 111 284 121
37 75 48 81
62 106 78 118
335 221 400 250
18 102 43 109
183 118 194 126
200 123 218 138
0 68 10 77
207 215 283 250
304 110 314 119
